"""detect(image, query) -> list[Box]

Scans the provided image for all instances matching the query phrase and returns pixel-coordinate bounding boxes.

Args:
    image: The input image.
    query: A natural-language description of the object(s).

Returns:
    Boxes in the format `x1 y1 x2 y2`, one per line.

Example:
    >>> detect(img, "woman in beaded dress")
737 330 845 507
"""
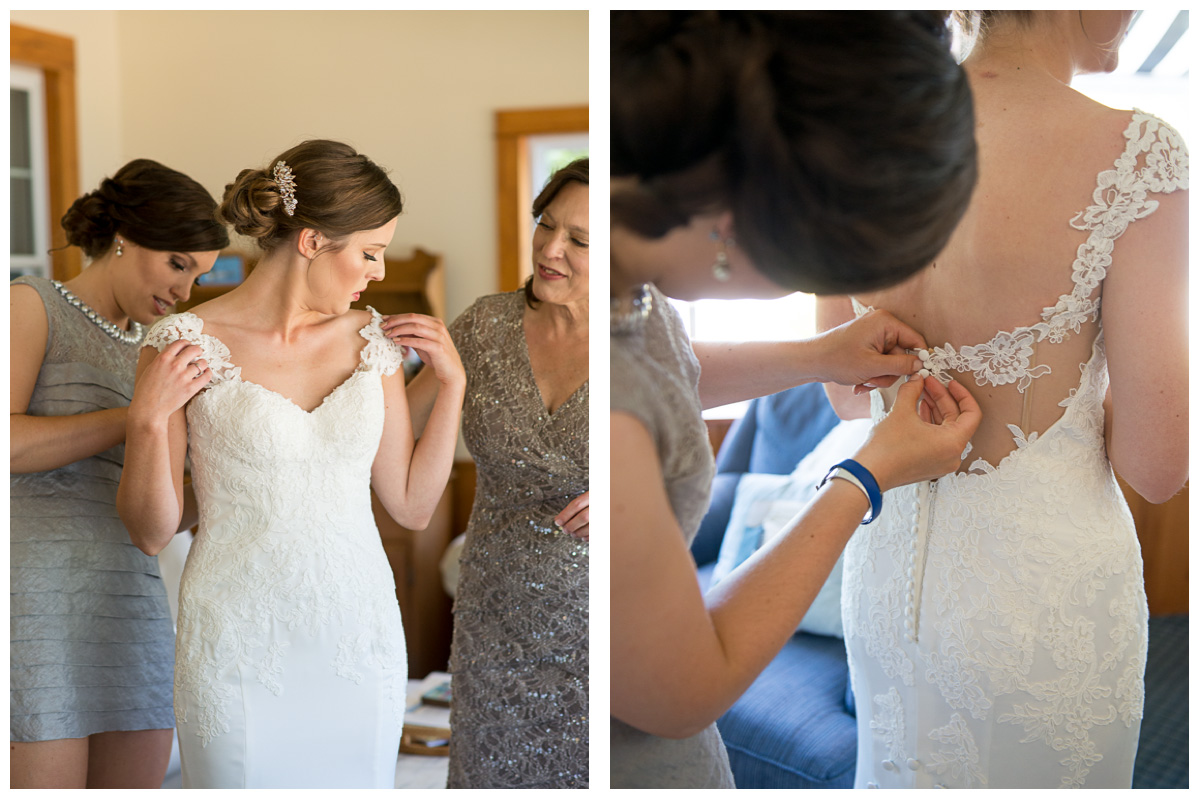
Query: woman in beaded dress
819 11 1187 788
610 12 984 788
10 159 227 788
395 158 589 788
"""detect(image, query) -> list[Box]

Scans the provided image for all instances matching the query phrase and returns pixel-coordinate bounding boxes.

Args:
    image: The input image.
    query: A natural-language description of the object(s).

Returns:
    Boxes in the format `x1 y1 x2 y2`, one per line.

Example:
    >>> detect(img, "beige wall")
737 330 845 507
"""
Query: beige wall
10 10 588 321
10 10 125 195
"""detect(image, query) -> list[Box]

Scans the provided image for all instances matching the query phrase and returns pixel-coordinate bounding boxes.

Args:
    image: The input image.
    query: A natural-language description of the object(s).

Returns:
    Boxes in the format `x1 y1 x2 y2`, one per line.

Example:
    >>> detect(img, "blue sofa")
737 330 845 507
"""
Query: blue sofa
692 382 1188 789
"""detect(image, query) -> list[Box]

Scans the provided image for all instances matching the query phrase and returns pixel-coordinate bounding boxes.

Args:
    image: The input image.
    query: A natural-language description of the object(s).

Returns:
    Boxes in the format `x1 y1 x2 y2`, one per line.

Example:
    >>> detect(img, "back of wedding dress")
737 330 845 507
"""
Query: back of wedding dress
837 76 1187 789
851 88 1187 473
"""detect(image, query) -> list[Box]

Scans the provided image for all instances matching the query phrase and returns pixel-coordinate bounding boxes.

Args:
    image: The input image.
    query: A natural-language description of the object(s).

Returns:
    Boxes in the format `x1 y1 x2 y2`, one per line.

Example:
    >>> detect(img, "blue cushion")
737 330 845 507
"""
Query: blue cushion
747 385 842 475
695 384 841 568
718 634 856 788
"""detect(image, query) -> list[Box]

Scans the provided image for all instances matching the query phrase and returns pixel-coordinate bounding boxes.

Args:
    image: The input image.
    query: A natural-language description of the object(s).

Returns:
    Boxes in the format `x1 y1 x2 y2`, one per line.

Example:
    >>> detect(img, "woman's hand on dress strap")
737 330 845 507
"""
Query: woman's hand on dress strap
813 309 926 393
380 314 465 388
854 376 981 492
554 491 590 541
128 340 211 427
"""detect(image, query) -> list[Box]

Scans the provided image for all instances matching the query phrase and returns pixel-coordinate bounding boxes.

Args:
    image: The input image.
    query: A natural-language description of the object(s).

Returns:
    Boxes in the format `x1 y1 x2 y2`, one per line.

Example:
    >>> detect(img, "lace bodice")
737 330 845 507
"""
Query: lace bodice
855 111 1187 470
143 309 407 748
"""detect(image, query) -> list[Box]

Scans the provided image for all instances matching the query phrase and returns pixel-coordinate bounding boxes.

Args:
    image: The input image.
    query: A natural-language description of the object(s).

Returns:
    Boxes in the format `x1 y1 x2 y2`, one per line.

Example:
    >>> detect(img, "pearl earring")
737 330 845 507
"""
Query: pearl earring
115 238 124 257
711 229 733 281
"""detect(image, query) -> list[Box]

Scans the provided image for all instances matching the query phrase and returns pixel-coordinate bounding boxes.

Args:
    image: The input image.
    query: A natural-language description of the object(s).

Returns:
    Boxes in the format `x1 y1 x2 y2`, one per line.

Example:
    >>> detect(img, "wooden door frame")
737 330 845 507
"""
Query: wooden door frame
11 23 81 281
495 105 588 292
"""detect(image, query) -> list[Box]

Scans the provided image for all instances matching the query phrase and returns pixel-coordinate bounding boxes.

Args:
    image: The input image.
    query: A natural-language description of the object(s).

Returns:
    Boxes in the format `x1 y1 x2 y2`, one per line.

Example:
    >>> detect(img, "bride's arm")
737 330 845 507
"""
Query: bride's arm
372 323 465 530
117 341 209 555
1102 187 1188 503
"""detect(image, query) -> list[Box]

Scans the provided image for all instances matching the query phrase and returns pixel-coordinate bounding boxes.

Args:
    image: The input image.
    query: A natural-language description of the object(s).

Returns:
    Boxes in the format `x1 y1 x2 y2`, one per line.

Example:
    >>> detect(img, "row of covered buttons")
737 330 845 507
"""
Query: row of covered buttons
864 758 947 788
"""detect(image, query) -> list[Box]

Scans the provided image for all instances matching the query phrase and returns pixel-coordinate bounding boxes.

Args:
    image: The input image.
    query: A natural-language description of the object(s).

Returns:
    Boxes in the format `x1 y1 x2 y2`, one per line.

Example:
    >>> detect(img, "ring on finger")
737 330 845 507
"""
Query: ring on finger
194 363 204 378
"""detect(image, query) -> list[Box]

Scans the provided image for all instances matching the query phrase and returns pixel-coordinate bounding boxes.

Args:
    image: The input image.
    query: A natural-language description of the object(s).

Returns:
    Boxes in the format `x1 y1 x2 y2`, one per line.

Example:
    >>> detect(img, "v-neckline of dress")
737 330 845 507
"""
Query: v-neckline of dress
516 300 587 418
181 311 373 415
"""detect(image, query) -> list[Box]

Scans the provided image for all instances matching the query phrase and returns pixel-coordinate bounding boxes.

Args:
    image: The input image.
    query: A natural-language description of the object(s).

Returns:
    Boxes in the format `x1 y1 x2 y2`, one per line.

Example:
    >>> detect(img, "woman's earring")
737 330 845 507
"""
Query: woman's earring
115 237 124 257
711 229 733 281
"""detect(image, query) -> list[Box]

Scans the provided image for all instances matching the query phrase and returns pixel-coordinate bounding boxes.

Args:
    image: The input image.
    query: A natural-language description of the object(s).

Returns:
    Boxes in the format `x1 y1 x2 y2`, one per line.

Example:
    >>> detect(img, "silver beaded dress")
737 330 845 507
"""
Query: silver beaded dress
445 291 589 789
10 275 175 741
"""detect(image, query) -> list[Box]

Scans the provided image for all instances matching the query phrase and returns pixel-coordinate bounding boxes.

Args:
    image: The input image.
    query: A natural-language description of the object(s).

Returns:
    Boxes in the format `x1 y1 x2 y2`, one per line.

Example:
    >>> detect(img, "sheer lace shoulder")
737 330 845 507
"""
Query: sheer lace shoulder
863 110 1187 396
356 306 404 376
143 312 240 383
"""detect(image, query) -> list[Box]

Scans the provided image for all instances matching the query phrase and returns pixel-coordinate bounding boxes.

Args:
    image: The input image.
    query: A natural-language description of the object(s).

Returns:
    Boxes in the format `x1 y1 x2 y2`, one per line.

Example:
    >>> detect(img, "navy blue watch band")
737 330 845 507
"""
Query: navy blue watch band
819 458 883 525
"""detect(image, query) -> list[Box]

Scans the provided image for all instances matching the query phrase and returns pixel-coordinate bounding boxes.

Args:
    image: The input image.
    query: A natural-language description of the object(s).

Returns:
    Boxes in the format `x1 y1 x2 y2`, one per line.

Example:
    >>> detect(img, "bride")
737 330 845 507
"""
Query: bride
117 140 465 788
819 11 1187 789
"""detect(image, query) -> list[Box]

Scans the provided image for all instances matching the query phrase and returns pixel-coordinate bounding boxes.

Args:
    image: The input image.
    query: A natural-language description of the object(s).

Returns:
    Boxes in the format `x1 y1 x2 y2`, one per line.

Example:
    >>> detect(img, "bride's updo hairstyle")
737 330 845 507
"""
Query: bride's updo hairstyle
219 139 403 253
60 159 229 259
611 11 977 295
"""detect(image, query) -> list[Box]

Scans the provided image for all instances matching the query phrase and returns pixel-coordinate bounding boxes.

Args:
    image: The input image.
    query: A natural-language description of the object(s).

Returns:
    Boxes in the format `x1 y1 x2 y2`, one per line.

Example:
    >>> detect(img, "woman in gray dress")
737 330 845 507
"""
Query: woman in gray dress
10 160 228 788
394 158 589 787
610 12 983 788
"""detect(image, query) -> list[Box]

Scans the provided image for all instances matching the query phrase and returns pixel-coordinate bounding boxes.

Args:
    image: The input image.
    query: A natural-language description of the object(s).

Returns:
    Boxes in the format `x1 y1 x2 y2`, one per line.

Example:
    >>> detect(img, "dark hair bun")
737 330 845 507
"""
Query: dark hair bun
219 168 285 241
61 186 119 259
60 159 229 259
218 140 403 252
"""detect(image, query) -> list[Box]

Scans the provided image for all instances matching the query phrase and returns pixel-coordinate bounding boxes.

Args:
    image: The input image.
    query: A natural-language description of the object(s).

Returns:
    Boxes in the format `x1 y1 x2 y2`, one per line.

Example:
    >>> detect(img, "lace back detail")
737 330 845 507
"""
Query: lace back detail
913 111 1186 394
854 112 1186 467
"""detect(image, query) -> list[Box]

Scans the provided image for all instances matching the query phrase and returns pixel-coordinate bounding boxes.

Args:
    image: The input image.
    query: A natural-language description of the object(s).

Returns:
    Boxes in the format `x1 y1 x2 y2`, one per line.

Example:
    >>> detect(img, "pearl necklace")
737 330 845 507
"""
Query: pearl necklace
610 284 653 336
51 280 145 345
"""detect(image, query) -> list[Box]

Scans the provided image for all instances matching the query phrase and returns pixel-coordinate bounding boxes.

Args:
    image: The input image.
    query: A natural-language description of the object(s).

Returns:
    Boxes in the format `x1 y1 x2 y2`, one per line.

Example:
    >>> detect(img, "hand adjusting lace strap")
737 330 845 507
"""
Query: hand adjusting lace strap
817 458 883 525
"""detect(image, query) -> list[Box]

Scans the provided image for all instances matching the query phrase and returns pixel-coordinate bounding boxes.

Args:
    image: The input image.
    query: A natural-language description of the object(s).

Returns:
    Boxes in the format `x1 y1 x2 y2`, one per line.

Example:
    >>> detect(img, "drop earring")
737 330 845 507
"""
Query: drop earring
711 229 733 281
115 237 124 257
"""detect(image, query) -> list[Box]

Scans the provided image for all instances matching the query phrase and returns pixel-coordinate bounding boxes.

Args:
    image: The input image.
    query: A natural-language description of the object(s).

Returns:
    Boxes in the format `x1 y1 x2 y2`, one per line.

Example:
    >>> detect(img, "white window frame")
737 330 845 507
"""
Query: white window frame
11 62 52 280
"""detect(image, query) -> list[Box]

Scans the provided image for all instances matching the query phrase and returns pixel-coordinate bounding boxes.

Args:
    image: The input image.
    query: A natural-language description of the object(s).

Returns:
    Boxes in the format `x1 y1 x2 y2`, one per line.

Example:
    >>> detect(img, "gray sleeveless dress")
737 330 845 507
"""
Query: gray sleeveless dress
445 291 589 788
10 275 176 741
610 283 736 789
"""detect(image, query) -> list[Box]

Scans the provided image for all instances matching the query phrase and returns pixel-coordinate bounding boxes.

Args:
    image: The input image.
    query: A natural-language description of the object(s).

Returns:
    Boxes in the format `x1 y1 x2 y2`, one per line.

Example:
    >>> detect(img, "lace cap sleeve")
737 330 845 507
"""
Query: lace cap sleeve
358 307 405 376
142 312 239 383
143 313 203 353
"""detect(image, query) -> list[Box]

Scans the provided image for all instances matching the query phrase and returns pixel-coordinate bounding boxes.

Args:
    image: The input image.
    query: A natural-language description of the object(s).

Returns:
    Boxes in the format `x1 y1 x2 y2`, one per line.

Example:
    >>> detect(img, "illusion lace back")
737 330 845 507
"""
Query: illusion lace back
143 309 407 789
445 292 589 788
842 112 1186 788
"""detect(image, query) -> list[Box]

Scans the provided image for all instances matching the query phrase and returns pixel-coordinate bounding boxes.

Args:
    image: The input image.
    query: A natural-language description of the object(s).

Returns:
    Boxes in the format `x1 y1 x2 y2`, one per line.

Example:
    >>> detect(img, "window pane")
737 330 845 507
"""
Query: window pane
11 177 35 255
11 89 31 169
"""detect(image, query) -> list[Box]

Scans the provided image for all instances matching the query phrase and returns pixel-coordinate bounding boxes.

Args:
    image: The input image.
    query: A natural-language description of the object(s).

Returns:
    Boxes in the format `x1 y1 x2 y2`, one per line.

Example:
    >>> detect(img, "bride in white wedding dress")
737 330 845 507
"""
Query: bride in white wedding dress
819 11 1187 789
116 141 465 788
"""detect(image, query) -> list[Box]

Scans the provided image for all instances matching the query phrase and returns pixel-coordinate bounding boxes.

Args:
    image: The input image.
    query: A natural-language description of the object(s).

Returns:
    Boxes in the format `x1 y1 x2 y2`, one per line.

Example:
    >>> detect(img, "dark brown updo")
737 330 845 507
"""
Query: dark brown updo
60 159 229 259
525 157 589 308
612 11 978 295
219 140 403 252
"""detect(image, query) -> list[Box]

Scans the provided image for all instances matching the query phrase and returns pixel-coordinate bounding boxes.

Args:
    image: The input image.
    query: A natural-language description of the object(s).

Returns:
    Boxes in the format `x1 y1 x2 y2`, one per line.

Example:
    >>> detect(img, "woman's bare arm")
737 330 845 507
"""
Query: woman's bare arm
372 317 465 529
1102 188 1189 503
117 342 209 555
694 308 924 410
815 295 873 420
10 284 130 473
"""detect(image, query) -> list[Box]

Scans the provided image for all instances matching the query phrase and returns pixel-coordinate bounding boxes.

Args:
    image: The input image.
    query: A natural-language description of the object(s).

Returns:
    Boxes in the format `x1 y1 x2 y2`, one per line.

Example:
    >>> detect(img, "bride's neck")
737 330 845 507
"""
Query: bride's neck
234 253 328 335
966 15 1079 86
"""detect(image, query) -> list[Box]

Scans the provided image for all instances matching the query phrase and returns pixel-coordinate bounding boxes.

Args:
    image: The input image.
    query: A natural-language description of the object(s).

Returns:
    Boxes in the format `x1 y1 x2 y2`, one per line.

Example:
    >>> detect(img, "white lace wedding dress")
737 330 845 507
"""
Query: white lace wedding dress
144 309 407 789
843 112 1187 788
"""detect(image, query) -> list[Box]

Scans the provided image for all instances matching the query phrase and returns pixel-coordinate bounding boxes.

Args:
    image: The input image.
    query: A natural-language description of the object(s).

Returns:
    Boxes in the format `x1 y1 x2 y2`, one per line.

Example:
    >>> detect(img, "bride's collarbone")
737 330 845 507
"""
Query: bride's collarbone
197 314 371 411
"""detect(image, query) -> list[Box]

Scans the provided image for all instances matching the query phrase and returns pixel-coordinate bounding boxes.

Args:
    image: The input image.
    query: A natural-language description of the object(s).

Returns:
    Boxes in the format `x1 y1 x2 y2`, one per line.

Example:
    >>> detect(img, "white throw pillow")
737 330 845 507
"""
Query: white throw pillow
711 419 872 638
